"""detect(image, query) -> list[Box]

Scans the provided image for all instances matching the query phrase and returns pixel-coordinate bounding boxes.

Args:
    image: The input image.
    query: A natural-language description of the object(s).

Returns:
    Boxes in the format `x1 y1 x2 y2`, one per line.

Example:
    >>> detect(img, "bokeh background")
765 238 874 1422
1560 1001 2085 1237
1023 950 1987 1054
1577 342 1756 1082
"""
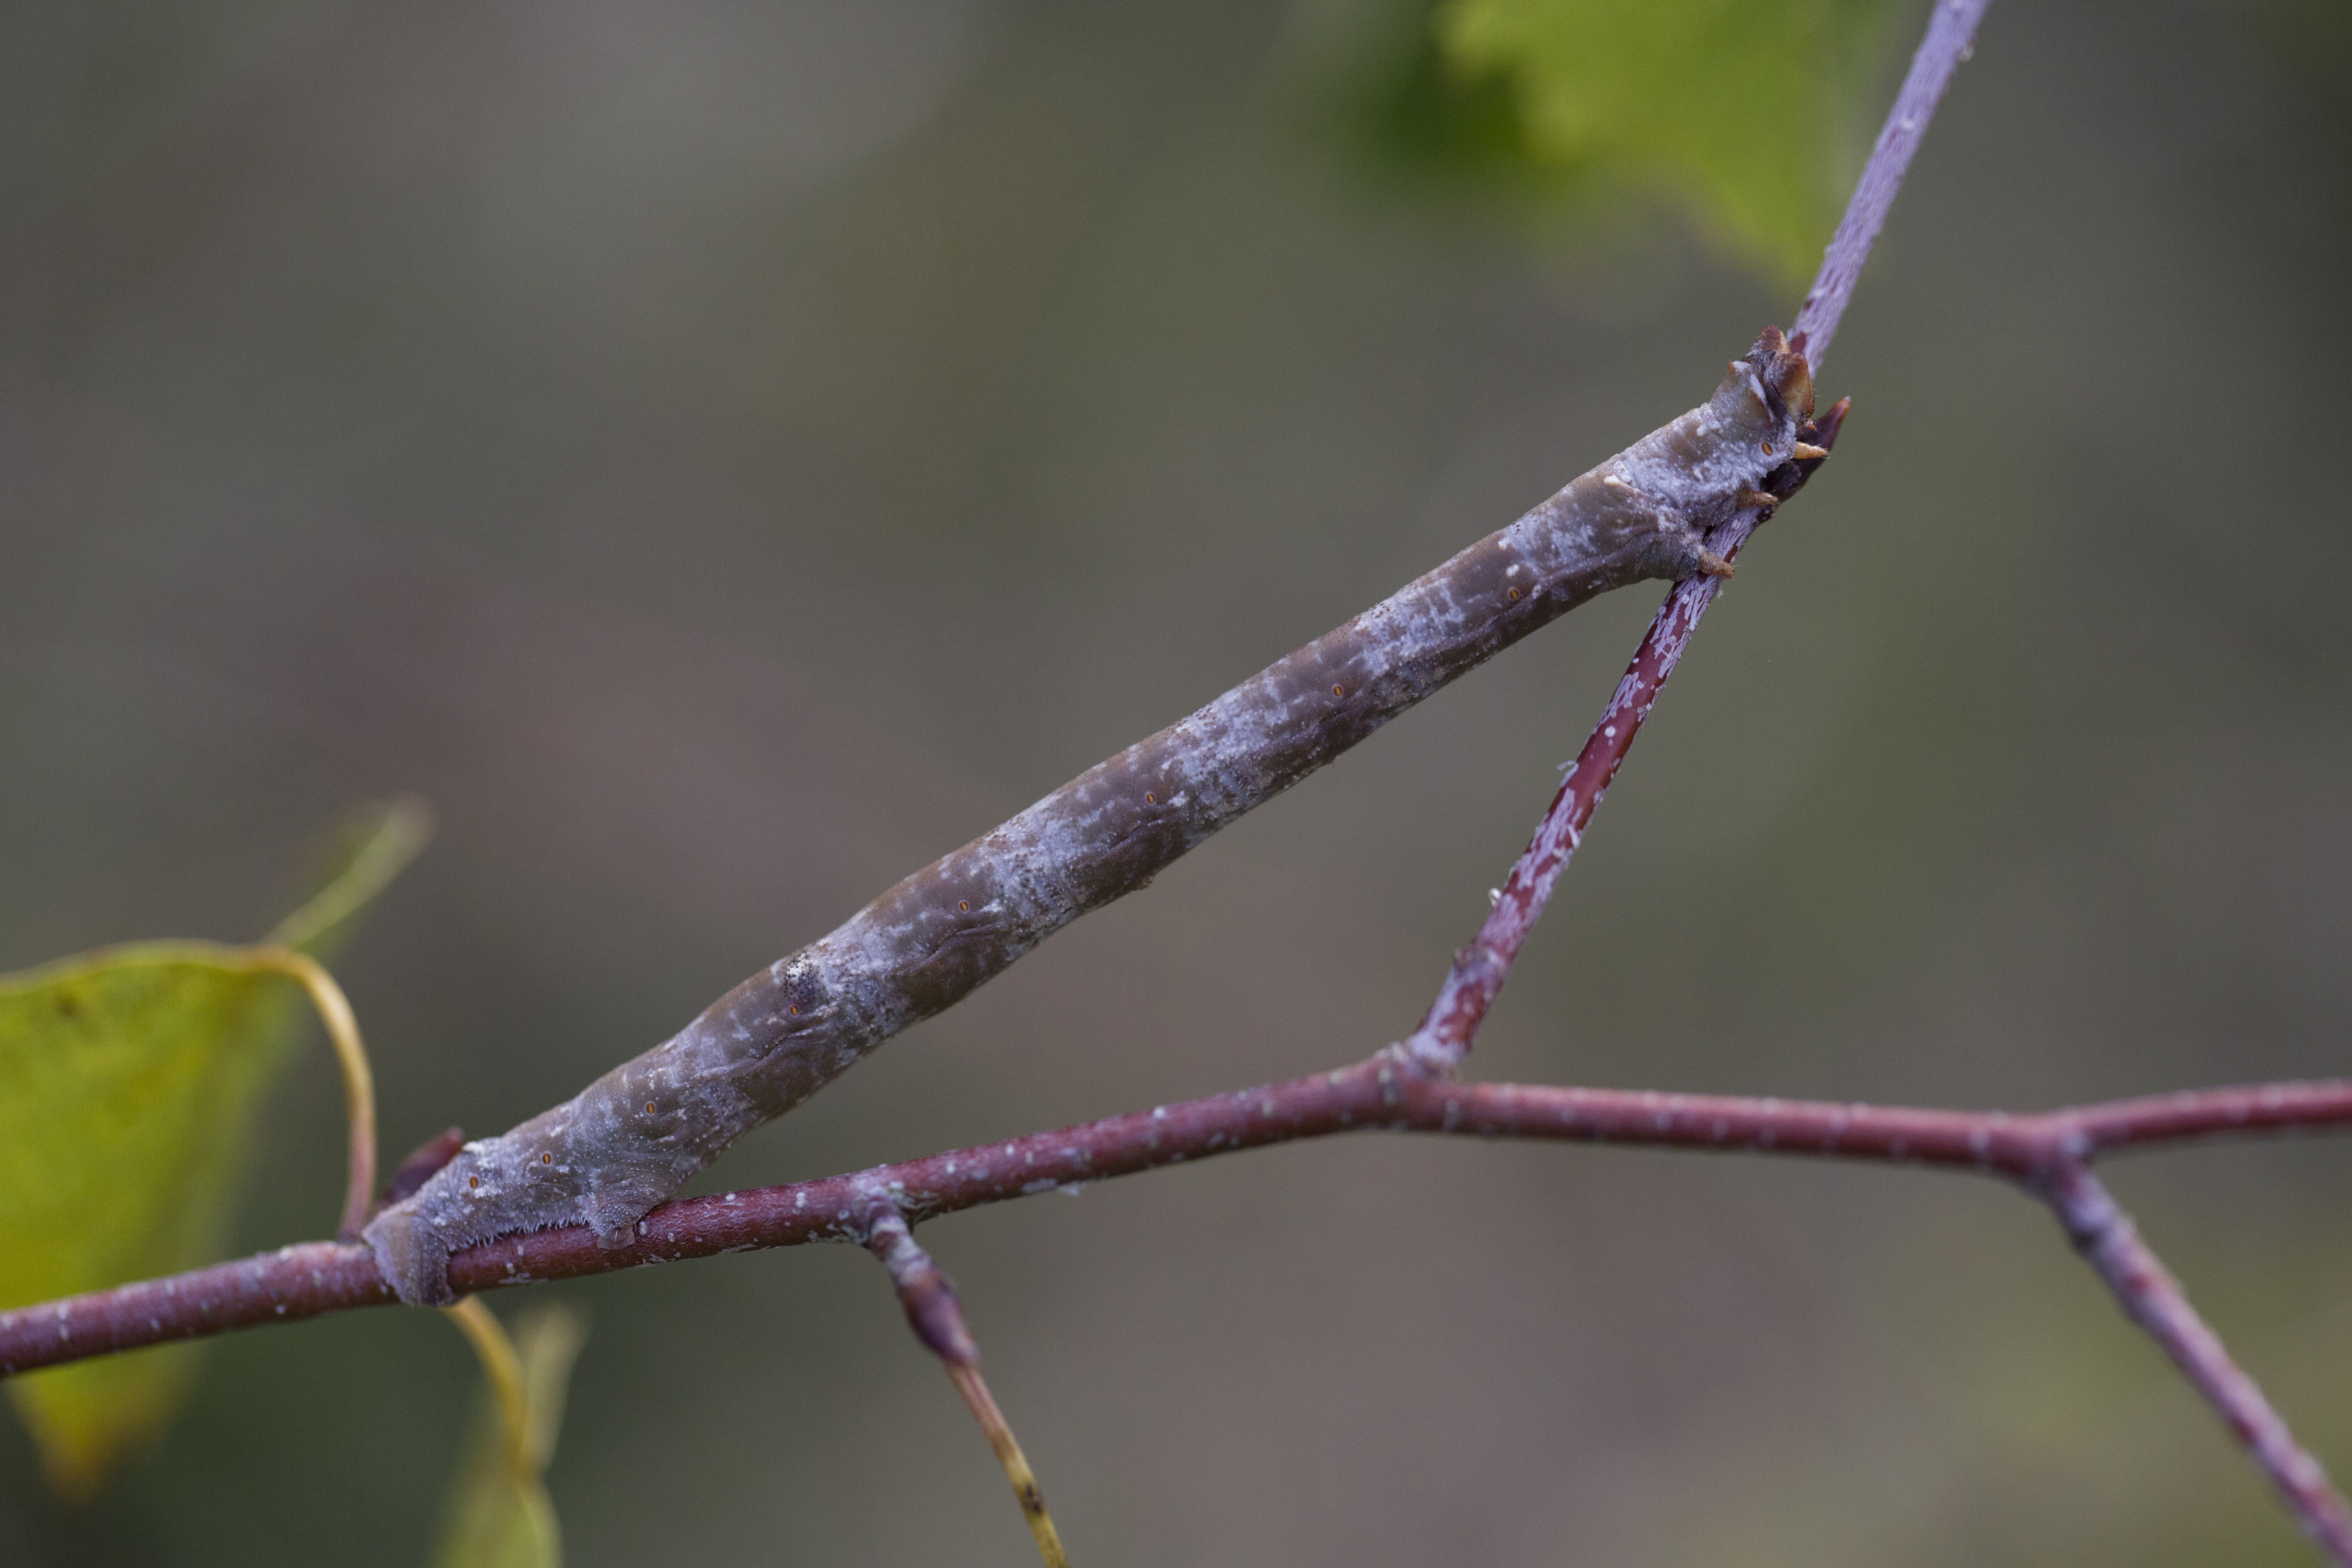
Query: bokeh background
4 0 2350 1562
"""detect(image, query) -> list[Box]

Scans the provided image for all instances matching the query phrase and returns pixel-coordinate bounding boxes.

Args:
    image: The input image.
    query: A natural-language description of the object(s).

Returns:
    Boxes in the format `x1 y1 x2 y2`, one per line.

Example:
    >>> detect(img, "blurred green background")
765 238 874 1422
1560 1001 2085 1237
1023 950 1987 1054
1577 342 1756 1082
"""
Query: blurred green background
3 0 2350 1562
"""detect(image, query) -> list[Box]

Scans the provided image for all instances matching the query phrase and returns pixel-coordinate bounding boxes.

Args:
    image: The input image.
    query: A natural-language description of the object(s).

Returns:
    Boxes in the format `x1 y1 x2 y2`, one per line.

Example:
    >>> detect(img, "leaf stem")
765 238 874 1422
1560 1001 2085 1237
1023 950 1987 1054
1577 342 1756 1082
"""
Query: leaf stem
264 798 434 954
441 1296 532 1476
249 946 379 1244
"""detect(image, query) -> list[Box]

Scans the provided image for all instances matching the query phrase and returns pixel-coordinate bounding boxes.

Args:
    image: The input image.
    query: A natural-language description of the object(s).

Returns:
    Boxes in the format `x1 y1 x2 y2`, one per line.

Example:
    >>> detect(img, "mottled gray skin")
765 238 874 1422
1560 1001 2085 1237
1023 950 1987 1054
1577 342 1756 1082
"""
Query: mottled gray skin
366 330 1817 1304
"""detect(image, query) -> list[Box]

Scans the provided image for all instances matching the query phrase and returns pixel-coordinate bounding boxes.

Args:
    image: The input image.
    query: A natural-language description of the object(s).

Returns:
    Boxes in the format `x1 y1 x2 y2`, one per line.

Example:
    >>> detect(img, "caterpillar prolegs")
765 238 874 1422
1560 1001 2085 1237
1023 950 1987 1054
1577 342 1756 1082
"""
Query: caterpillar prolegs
364 328 1825 1305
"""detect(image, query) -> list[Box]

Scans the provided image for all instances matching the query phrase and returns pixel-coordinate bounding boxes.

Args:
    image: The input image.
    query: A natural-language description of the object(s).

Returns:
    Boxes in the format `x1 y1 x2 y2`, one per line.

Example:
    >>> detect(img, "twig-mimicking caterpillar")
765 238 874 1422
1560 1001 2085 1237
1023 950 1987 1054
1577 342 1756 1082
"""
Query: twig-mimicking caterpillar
363 329 1821 1305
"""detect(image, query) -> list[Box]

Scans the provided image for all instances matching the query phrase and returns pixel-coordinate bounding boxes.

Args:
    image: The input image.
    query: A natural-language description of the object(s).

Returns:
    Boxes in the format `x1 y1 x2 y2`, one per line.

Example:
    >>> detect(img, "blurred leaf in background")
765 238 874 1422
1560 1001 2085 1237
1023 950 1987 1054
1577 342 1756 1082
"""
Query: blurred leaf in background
1354 0 1904 282
432 1303 587 1568
0 800 429 1500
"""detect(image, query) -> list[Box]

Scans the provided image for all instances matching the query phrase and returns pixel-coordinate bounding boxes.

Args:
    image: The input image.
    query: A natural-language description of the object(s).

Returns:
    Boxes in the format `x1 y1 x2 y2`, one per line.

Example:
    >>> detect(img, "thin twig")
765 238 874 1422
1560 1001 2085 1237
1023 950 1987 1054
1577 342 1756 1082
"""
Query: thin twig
1791 0 1992 370
2038 1163 2352 1566
1405 0 1988 1077
1399 399 1846 1076
9 1072 2349 1374
862 1208 1070 1568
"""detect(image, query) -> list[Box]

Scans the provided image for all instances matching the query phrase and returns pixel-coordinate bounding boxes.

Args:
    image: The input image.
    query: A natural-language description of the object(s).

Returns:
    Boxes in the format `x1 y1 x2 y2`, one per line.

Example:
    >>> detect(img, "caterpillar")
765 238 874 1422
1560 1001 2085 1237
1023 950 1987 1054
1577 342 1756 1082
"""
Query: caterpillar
364 328 1821 1305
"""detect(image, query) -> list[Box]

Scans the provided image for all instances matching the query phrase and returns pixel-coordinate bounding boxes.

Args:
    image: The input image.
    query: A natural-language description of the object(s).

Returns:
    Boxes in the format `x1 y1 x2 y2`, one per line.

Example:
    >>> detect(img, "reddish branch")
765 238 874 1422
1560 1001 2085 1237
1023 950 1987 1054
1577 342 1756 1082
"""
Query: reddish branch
2041 1165 2352 1560
8 1078 2348 1555
7 1072 2349 1363
1401 397 1844 1076
11 1067 2352 1568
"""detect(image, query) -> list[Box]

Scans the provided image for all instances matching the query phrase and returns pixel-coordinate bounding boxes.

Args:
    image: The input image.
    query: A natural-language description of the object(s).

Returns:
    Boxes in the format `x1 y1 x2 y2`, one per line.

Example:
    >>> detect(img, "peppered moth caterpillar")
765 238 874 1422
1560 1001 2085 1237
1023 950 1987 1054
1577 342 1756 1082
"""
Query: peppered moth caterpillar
364 328 1822 1305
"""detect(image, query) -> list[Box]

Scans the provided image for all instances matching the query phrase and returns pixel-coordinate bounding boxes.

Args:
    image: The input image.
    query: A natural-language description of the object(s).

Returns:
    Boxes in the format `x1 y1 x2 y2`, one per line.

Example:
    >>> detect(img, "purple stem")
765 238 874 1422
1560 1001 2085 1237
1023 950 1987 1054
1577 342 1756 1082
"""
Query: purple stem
9 1074 2350 1375
1792 0 1993 370
1403 0 1987 1075
1398 398 1844 1076
862 1205 981 1369
2041 1163 2352 1565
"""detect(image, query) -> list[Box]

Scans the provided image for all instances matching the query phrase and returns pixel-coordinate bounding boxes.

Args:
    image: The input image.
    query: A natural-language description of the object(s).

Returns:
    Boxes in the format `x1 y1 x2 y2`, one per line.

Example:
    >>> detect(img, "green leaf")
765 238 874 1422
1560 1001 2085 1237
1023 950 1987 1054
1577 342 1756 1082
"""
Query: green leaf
1403 0 1903 283
0 800 430 1500
432 1304 586 1568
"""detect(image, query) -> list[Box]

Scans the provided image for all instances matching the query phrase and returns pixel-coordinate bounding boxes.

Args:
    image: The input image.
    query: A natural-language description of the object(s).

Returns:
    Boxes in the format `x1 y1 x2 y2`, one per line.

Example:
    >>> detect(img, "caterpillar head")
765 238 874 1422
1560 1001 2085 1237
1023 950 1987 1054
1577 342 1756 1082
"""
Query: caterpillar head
1744 325 1816 424
1696 326 1818 476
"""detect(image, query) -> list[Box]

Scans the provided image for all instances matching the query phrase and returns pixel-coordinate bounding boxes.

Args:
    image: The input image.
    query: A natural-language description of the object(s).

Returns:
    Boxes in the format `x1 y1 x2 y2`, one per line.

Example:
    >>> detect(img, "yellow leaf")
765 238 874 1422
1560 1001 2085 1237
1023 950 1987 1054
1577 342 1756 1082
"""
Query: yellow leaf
0 800 429 1499
432 1301 586 1568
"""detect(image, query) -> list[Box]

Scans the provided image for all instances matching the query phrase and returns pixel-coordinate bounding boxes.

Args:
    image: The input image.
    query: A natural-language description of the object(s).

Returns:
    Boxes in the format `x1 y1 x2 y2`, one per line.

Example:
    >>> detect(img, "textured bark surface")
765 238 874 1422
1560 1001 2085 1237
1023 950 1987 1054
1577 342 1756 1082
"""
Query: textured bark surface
363 329 1819 1305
